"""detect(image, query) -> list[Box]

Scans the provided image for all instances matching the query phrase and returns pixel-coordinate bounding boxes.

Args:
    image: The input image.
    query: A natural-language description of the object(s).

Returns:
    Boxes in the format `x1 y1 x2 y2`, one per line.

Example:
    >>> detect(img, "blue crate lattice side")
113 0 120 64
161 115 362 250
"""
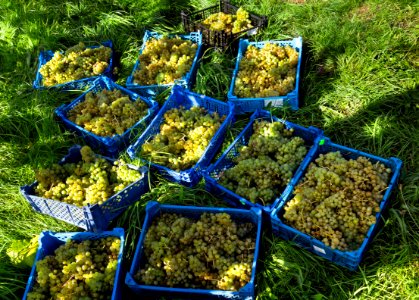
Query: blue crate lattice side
55 76 158 157
33 40 114 90
127 85 235 187
20 145 149 231
23 228 125 300
126 30 204 97
203 109 323 214
270 138 403 270
227 37 303 114
125 201 262 299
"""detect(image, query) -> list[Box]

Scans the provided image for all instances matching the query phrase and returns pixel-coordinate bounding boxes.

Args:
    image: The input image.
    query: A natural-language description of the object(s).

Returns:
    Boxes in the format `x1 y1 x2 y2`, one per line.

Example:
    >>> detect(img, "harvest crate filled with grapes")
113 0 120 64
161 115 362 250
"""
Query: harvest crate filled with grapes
20 145 149 231
33 40 114 90
23 228 125 300
127 85 234 187
55 76 158 157
203 109 323 214
181 0 267 48
271 138 402 270
125 201 262 299
228 37 303 113
126 31 204 96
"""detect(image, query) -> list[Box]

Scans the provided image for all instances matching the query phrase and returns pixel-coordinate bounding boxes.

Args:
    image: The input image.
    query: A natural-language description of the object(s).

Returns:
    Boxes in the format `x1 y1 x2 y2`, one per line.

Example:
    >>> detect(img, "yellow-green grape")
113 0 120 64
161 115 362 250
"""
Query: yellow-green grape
234 43 299 98
135 213 255 291
219 120 307 205
133 36 198 85
27 237 120 300
68 89 148 137
202 7 252 34
140 106 226 171
34 146 142 207
40 42 112 86
283 151 392 251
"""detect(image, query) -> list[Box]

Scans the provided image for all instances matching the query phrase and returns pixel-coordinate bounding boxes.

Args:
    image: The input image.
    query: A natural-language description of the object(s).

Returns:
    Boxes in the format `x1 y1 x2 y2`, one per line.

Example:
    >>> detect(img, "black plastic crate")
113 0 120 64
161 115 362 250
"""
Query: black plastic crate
181 0 267 49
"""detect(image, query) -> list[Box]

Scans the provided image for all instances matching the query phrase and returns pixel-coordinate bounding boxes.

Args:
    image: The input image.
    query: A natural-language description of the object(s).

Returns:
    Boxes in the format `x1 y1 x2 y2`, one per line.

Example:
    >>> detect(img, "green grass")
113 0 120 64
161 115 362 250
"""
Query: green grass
0 0 418 299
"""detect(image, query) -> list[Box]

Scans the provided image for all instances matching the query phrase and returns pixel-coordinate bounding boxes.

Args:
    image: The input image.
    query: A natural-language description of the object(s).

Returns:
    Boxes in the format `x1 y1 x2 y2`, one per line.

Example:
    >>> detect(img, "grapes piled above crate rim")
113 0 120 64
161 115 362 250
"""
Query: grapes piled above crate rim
203 109 323 213
270 138 402 270
218 119 308 206
33 146 142 207
136 212 256 291
39 42 112 86
27 237 120 300
140 106 226 172
283 151 391 251
125 201 262 299
133 36 197 86
234 43 299 98
68 88 149 137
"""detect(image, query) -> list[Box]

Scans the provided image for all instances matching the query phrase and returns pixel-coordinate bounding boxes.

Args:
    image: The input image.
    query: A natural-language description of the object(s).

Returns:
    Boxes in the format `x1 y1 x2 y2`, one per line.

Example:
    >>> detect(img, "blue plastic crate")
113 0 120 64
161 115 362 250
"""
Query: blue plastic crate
127 85 235 187
23 228 125 300
20 145 149 231
203 109 323 215
125 201 262 300
270 138 403 270
126 30 204 97
55 76 159 157
33 40 114 90
227 37 303 114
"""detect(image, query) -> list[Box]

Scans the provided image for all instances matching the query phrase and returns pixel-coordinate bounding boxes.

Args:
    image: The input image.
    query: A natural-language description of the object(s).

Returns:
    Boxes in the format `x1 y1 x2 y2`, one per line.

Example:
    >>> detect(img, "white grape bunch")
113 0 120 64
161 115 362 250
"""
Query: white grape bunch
40 42 112 86
68 89 149 137
133 36 197 85
140 106 226 171
34 146 142 207
27 237 120 300
234 43 299 98
136 212 255 291
283 151 391 250
219 120 307 205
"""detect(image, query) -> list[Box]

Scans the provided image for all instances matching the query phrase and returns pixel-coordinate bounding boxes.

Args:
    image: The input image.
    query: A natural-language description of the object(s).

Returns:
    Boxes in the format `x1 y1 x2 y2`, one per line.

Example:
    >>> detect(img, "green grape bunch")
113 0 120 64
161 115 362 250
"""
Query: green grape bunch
136 212 256 291
140 106 226 171
68 89 149 137
27 237 120 300
234 43 299 98
133 36 198 85
202 7 252 34
283 151 392 251
40 42 112 86
219 120 307 205
34 146 142 207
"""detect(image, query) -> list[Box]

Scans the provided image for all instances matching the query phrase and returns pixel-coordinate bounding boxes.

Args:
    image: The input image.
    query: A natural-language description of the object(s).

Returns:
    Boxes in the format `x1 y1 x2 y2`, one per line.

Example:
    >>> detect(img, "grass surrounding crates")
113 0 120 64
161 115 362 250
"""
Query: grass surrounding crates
0 0 418 299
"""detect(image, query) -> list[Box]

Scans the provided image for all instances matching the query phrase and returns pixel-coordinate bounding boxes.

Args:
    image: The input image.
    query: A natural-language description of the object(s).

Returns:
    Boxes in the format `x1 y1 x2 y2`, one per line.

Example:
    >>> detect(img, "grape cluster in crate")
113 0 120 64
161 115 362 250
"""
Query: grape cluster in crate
20 1 402 299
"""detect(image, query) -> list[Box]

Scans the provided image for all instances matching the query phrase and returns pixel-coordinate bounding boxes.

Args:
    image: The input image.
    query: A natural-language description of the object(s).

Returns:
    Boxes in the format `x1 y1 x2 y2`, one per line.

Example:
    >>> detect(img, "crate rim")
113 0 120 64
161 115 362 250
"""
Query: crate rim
125 200 262 297
33 40 114 90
